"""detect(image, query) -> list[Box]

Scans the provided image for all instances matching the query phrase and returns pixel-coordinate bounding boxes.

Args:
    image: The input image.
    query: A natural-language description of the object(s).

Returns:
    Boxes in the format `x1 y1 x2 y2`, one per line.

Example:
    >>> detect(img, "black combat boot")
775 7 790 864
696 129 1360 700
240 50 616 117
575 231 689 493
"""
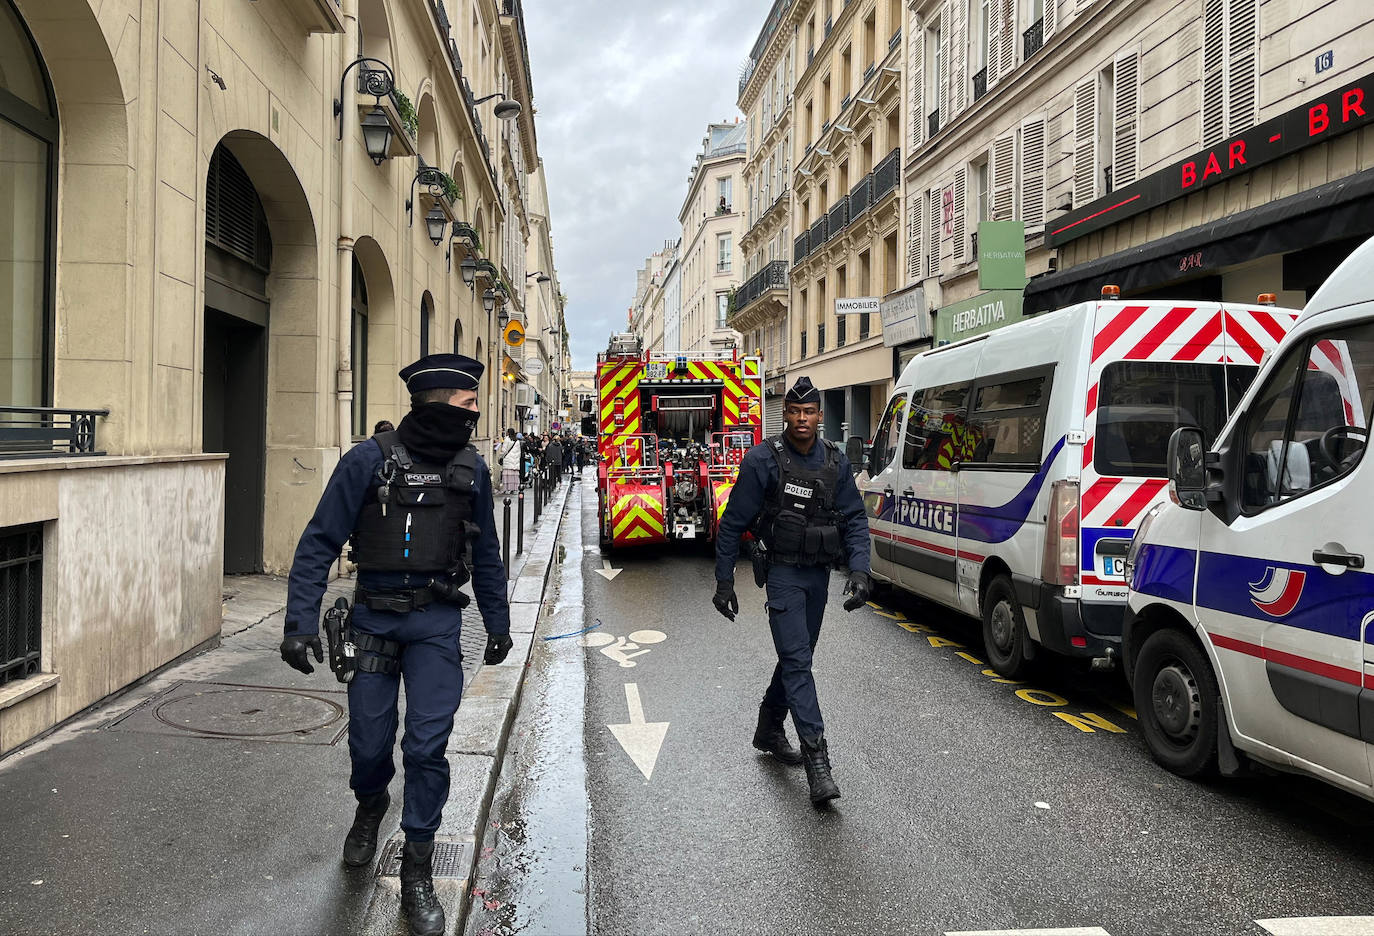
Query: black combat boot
800 735 841 807
752 706 803 765
399 840 446 936
341 791 390 868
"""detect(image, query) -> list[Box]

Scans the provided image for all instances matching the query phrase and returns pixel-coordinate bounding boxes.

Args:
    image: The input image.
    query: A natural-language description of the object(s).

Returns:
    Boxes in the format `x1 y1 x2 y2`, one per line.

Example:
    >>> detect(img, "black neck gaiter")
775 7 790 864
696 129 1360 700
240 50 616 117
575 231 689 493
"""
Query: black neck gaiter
397 403 479 464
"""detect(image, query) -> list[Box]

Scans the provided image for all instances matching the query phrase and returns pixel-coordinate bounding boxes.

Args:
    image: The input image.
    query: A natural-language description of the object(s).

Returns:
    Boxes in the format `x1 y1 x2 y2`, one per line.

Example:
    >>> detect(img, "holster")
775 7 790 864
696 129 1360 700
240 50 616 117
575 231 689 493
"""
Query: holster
749 539 770 589
323 597 355 684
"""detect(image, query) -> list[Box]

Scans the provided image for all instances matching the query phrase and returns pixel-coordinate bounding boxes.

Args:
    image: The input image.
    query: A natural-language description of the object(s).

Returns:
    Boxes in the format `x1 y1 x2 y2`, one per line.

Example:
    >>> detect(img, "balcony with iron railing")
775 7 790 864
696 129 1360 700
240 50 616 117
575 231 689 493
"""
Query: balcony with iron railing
873 147 900 201
794 230 810 264
973 67 988 102
827 196 849 238
1024 17 1044 60
809 216 828 250
928 109 940 139
0 406 109 459
849 174 872 219
728 260 790 322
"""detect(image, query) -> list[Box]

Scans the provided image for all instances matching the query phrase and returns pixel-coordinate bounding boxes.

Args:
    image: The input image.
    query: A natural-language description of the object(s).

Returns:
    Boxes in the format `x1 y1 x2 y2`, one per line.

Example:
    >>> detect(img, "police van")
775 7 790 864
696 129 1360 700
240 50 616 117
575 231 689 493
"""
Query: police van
1124 237 1374 795
861 291 1299 677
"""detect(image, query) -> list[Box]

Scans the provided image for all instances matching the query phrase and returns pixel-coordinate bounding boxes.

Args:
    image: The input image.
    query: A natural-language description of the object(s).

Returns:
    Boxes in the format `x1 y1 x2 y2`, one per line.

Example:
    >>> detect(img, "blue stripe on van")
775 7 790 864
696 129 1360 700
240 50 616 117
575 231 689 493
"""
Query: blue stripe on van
957 436 1068 545
1129 543 1196 604
1195 552 1373 641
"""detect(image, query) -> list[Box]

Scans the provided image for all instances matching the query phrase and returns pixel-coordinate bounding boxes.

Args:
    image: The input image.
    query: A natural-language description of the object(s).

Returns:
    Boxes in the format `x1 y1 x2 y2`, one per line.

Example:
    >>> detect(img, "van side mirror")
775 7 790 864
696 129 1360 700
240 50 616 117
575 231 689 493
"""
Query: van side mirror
1167 427 1207 511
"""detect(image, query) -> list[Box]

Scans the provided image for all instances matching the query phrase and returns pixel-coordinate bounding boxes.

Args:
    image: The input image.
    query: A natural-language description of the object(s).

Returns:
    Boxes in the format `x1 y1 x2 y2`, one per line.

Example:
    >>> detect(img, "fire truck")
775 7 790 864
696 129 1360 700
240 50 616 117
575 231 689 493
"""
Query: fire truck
595 334 764 550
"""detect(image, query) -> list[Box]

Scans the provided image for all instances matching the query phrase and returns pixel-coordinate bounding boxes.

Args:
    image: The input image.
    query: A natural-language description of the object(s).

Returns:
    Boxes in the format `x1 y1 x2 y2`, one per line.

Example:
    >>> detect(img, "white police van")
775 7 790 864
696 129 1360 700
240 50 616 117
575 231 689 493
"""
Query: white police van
862 290 1299 677
1124 238 1374 795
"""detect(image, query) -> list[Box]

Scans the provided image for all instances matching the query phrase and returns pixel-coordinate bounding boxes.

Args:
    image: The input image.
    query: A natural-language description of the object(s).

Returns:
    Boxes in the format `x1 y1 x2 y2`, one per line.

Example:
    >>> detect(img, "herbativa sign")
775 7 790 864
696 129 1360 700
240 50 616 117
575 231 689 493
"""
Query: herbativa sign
934 290 1025 345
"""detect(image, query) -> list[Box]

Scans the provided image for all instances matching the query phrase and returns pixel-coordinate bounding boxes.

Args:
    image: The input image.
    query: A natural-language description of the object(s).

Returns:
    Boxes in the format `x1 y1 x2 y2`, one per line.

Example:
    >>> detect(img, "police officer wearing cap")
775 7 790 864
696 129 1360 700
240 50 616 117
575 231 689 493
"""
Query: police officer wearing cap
712 376 872 807
280 353 511 936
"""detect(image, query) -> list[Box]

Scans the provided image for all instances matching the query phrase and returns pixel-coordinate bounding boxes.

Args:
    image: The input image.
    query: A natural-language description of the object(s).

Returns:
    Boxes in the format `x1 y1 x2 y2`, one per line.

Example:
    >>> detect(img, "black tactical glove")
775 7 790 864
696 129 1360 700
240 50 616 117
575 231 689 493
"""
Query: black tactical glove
484 633 514 665
280 634 324 674
842 570 873 612
713 579 740 621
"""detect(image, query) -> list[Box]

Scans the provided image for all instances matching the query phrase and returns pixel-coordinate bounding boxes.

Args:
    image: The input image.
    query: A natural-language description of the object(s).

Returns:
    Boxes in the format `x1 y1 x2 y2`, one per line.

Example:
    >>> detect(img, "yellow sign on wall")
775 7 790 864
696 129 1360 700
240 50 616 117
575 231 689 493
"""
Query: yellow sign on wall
503 320 525 347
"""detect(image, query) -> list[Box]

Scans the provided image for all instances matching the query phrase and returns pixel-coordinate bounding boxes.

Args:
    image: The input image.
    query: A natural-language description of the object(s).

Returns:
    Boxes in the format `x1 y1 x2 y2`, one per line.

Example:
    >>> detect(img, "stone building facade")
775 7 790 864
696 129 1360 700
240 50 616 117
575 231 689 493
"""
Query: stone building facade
0 0 559 755
677 122 747 354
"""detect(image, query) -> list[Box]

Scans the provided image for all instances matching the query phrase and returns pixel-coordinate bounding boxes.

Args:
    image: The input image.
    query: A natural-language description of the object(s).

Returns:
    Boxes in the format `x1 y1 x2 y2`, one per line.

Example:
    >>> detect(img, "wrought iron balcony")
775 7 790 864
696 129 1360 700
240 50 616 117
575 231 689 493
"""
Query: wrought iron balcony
928 109 940 139
1024 17 1044 60
973 67 988 102
864 63 878 84
794 231 811 264
889 28 902 51
809 216 828 249
730 261 790 320
827 196 849 238
0 406 109 459
873 148 900 202
849 174 872 219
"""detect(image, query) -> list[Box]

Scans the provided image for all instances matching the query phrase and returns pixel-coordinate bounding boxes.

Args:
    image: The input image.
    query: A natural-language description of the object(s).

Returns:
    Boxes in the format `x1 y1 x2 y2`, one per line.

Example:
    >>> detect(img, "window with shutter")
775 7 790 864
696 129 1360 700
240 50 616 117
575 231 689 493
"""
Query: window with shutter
1201 0 1226 147
991 132 1016 220
927 187 943 277
1072 75 1098 208
1019 116 1046 227
998 0 1016 84
951 0 970 116
909 13 925 148
951 167 968 263
1226 0 1258 137
938 4 952 121
1112 48 1141 190
1044 0 1056 39
907 195 923 282
986 0 1003 89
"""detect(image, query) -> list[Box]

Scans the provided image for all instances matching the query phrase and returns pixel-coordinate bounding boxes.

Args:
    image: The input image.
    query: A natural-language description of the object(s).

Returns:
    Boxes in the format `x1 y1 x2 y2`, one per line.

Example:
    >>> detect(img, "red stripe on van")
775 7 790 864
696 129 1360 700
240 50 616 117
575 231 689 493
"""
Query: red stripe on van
1091 305 1150 362
1125 306 1196 360
1082 436 1094 468
1081 477 1120 516
1102 479 1167 528
1085 383 1099 418
1248 308 1291 345
1224 312 1265 363
871 528 986 563
1209 632 1364 687
1172 312 1223 362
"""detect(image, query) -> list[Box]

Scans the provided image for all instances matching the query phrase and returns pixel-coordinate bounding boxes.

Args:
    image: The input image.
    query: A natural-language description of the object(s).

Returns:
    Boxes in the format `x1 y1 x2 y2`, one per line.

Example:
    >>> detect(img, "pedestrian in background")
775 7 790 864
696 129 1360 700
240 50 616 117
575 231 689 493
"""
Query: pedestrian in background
711 376 872 808
545 435 563 484
497 428 521 494
280 353 513 936
575 438 589 478
373 419 395 435
562 436 575 477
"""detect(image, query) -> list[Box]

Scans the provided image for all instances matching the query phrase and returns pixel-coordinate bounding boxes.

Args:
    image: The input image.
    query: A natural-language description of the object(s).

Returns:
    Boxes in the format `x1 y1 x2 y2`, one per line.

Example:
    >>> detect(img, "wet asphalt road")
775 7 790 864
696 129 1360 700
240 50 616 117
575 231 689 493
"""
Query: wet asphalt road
467 476 1374 936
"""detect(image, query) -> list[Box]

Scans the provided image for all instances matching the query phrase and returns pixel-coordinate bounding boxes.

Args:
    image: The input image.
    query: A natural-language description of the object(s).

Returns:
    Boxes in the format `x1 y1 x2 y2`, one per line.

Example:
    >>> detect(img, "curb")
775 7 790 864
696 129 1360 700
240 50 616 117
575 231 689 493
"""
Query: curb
358 479 575 936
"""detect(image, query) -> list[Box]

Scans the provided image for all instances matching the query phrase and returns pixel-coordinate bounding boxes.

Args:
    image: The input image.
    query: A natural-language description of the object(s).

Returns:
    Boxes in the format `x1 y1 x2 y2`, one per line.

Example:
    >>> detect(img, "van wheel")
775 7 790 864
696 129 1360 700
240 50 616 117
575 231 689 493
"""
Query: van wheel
982 576 1031 679
1133 628 1219 778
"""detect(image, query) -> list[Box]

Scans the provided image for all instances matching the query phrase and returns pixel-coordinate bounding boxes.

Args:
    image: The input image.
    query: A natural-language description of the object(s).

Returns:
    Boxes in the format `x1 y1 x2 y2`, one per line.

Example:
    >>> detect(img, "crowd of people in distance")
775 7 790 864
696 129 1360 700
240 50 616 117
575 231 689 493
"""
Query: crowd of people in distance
493 428 595 494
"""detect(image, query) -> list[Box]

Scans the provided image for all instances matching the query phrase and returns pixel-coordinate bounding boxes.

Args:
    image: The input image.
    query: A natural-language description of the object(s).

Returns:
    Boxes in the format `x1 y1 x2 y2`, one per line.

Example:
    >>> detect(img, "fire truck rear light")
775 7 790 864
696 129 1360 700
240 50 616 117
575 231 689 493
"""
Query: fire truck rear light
1070 636 1088 648
1101 284 1121 298
1257 293 1277 306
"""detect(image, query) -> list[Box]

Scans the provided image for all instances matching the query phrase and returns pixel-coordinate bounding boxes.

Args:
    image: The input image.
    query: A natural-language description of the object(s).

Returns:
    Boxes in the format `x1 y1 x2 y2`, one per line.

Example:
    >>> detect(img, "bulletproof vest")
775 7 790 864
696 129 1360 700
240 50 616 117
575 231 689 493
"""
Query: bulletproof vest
349 431 479 576
756 435 846 567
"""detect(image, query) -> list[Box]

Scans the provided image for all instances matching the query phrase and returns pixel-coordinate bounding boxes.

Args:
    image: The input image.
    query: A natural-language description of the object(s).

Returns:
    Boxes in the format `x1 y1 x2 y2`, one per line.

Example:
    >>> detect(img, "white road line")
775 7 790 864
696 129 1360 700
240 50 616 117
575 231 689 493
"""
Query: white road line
946 929 1112 936
1257 919 1374 935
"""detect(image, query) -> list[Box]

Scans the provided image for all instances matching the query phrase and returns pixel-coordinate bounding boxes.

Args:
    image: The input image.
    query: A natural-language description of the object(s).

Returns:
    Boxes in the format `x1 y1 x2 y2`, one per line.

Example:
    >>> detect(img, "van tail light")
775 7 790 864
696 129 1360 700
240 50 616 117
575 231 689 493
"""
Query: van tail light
1043 480 1080 587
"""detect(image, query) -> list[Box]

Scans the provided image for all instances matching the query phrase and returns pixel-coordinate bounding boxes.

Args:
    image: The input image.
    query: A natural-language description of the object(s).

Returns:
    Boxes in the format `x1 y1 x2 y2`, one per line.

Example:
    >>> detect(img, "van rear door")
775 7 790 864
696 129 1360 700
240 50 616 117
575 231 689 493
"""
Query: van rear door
1199 319 1373 786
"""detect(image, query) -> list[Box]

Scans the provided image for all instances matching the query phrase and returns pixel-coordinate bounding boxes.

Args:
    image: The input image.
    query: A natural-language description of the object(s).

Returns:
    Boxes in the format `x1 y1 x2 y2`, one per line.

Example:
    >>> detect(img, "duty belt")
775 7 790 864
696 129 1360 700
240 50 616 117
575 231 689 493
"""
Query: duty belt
355 584 443 613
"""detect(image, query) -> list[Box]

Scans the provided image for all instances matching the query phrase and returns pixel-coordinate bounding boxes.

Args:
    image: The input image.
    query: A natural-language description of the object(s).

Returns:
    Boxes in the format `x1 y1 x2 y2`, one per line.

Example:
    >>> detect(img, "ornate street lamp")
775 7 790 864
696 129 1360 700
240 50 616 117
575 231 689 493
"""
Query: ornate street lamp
358 106 394 165
424 207 447 246
460 256 478 287
334 58 397 163
526 271 552 284
472 91 522 121
482 288 497 314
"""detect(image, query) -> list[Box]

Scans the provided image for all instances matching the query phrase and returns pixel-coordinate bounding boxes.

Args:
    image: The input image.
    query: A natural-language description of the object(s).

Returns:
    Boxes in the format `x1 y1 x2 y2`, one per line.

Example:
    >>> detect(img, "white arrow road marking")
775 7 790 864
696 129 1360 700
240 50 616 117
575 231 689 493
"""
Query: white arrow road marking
1257 920 1374 936
594 559 622 581
946 930 1111 936
607 683 668 781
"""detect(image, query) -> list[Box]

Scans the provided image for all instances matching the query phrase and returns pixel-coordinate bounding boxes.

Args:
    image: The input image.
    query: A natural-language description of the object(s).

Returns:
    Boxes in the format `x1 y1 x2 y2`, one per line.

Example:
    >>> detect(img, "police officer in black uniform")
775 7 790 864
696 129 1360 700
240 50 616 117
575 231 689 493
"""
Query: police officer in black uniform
280 353 512 936
712 376 872 807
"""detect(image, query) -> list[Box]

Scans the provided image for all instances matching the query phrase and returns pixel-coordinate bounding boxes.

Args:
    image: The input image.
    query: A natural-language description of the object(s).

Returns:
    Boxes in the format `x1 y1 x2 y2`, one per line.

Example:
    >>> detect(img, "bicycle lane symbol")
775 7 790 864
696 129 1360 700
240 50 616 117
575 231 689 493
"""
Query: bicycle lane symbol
578 629 668 668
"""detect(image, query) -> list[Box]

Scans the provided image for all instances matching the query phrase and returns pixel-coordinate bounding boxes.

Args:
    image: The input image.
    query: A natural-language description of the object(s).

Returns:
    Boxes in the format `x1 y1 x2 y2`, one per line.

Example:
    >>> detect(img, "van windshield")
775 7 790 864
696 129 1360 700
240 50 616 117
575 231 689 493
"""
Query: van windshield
1094 362 1256 477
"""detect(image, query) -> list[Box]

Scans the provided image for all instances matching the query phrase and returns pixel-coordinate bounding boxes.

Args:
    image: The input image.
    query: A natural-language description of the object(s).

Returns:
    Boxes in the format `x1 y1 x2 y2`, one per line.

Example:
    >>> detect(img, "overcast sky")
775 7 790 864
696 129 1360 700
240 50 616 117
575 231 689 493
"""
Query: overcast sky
524 1 760 371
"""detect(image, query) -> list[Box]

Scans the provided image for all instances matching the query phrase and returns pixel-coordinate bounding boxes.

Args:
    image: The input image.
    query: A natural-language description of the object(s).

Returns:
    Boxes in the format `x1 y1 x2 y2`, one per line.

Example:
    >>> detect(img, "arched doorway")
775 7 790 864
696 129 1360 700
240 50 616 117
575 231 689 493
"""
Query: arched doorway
452 319 463 354
0 0 56 408
351 256 369 438
203 144 270 573
420 290 434 357
353 235 396 431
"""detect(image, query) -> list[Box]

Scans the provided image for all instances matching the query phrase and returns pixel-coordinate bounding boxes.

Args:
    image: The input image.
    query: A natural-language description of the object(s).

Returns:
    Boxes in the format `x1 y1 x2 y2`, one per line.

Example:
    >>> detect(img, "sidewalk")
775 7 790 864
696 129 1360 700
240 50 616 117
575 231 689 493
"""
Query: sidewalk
0 476 575 936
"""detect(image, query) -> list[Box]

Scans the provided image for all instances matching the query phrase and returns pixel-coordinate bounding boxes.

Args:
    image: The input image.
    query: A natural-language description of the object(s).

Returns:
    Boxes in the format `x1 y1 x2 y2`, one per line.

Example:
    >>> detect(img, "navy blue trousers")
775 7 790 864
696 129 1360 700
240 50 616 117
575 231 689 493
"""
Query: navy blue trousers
760 564 831 741
346 602 464 842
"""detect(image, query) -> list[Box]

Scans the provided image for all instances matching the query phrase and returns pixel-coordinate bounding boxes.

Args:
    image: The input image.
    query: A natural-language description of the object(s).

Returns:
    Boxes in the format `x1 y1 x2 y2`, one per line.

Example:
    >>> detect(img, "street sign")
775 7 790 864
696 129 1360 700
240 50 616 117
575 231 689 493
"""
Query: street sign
503 320 525 347
524 357 545 376
835 296 880 315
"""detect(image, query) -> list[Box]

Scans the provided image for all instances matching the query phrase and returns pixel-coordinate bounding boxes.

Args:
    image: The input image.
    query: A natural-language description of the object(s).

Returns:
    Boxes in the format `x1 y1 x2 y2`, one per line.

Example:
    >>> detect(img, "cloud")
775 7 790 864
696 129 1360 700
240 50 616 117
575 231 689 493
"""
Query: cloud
525 0 758 370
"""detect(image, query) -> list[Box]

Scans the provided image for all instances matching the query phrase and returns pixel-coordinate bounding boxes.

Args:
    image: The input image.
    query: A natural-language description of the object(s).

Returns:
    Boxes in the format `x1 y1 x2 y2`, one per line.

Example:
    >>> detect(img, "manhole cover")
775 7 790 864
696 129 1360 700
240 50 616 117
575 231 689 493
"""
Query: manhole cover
377 839 473 879
107 682 349 746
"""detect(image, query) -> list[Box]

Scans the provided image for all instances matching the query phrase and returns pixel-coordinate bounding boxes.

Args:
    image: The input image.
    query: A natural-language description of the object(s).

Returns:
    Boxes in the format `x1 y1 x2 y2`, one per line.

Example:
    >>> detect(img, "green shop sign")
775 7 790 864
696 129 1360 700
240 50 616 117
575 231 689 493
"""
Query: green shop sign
977 221 1027 290
935 290 1025 344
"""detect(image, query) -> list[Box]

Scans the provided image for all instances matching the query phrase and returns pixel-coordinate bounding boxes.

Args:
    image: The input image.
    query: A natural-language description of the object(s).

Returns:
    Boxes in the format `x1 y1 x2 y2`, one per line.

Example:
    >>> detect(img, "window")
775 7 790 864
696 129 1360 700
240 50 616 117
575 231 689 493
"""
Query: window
966 368 1054 466
976 158 990 221
870 393 909 474
903 382 973 469
1096 362 1256 478
1241 325 1374 510
717 177 733 211
716 293 729 328
350 258 370 438
717 234 732 273
1 0 56 408
0 523 42 685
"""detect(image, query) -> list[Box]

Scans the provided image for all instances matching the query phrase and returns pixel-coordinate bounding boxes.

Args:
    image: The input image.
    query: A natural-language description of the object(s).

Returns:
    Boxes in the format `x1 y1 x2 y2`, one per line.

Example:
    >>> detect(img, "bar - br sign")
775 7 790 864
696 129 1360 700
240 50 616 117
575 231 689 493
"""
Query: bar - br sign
835 296 880 315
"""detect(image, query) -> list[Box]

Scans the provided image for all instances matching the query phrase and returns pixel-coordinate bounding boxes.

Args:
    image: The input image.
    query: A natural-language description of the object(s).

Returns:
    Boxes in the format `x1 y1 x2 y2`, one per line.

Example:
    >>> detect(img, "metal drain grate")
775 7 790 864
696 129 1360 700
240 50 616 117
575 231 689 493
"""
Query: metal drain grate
376 839 473 879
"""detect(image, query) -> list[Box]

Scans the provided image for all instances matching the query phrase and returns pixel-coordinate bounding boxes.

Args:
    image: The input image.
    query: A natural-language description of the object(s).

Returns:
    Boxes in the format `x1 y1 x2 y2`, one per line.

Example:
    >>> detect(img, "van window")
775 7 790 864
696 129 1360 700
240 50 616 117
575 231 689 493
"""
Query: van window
903 381 972 470
1241 324 1374 511
1094 362 1250 477
966 368 1053 467
869 393 908 474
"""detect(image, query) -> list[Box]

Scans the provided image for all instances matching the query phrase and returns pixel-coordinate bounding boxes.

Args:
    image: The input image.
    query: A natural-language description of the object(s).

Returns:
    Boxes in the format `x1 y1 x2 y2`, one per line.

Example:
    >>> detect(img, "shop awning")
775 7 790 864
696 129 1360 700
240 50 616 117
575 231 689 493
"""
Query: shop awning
1024 169 1374 314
